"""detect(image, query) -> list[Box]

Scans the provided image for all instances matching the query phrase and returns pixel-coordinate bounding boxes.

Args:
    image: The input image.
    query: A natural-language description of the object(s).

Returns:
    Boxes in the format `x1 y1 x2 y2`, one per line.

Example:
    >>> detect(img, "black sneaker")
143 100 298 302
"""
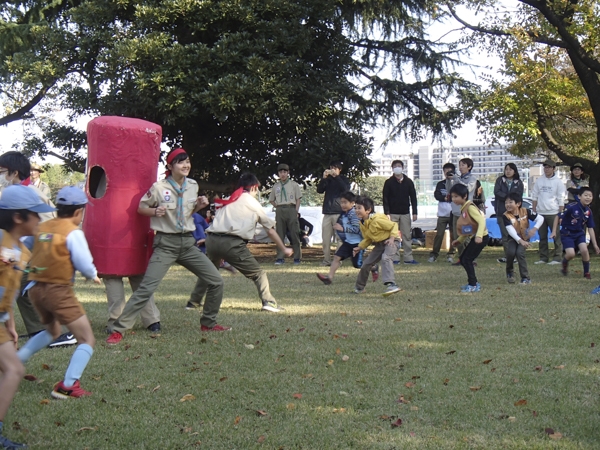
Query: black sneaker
0 433 27 449
497 257 507 263
48 333 77 348
147 322 161 332
185 301 201 310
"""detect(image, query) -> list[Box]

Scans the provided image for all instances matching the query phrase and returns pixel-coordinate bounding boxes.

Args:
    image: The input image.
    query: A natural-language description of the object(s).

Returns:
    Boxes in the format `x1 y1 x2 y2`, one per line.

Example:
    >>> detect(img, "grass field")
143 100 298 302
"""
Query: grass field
7 245 600 449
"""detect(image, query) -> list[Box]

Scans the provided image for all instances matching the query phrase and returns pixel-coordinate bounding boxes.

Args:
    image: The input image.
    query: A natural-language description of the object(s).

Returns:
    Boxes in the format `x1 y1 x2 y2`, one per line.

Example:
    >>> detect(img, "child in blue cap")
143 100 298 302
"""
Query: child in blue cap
0 185 55 449
17 186 101 399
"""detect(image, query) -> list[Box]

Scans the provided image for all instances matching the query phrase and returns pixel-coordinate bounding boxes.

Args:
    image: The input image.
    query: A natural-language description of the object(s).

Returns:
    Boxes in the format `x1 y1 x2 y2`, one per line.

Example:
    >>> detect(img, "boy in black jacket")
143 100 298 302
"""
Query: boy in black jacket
428 163 456 263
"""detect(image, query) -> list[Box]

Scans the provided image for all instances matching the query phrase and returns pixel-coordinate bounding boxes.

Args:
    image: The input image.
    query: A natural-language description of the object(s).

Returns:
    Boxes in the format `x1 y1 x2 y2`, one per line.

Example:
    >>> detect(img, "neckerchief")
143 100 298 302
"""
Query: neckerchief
280 179 290 202
166 176 187 232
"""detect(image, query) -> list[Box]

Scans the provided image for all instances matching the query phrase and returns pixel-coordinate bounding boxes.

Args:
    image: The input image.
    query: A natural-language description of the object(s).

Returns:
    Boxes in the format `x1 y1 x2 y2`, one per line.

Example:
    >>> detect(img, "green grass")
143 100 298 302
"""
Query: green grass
8 246 600 449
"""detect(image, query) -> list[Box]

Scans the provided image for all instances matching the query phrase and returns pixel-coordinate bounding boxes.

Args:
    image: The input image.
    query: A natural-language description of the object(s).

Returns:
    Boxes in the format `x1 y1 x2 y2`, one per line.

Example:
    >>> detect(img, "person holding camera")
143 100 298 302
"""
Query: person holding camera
428 163 456 263
317 161 350 266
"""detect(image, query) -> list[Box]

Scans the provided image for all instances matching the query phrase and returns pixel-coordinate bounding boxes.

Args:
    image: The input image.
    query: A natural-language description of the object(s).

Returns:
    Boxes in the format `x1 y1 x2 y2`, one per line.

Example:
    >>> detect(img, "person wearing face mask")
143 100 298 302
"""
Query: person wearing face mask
190 172 293 313
0 152 76 348
382 160 419 264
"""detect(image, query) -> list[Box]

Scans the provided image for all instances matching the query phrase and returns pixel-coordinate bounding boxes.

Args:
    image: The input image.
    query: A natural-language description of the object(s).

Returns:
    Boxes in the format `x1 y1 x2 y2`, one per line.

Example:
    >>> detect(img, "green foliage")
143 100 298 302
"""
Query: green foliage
356 175 386 205
40 163 85 198
1 0 474 189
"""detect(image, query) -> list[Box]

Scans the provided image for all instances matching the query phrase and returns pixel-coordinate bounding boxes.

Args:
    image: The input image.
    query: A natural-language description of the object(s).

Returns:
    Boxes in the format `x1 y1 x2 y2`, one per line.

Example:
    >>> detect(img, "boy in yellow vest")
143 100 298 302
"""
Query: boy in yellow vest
0 185 53 449
449 184 489 292
503 193 544 284
17 187 101 399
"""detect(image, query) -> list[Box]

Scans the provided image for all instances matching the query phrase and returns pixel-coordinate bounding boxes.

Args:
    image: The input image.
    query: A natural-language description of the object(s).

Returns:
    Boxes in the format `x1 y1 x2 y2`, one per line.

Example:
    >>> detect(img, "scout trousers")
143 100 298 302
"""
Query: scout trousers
389 214 413 262
275 205 301 260
190 233 277 306
355 241 396 290
321 214 340 264
111 233 223 333
103 275 161 329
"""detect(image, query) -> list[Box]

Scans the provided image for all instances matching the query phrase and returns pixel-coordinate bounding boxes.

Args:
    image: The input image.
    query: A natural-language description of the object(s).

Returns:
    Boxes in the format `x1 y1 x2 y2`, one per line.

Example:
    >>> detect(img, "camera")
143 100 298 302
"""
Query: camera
446 171 455 177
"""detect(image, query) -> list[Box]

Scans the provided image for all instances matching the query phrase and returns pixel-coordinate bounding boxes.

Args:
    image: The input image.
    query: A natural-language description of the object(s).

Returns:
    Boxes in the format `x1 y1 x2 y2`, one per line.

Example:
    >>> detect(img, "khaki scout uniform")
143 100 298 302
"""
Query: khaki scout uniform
268 179 302 260
110 177 224 333
0 231 29 345
189 192 279 308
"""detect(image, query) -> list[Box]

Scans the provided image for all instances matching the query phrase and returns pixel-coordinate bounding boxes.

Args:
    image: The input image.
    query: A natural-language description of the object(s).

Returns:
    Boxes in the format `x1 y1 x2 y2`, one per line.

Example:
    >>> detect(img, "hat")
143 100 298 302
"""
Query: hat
0 185 56 213
570 162 584 171
542 159 556 168
56 186 88 206
30 163 45 173
277 163 289 171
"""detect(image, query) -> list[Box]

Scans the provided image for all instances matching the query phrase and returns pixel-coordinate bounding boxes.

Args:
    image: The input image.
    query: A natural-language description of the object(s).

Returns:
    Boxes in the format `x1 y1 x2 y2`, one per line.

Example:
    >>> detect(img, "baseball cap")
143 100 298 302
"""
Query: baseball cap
277 163 290 171
56 186 88 206
0 185 56 213
542 159 557 167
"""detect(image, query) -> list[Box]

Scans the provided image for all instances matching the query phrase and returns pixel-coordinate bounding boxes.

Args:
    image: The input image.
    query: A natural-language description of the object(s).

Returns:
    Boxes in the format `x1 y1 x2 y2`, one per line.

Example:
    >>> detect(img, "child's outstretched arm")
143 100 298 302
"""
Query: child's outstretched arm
589 228 600 254
67 230 100 283
267 228 293 258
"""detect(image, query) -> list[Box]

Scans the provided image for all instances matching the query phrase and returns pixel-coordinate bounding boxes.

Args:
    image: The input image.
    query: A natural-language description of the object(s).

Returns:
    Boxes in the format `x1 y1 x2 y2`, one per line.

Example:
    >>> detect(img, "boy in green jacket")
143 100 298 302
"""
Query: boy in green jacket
352 196 401 296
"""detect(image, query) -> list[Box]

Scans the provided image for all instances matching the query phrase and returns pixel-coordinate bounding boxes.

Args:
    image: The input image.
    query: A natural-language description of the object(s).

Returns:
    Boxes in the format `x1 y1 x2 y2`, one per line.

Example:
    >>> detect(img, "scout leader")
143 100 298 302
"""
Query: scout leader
106 148 228 345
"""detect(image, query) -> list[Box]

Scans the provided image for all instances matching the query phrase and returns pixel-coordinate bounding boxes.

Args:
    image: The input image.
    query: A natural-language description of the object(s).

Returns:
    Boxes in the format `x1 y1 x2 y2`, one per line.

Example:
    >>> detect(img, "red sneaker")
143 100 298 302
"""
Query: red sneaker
201 324 231 332
106 331 123 344
51 380 92 399
584 272 591 279
316 273 332 285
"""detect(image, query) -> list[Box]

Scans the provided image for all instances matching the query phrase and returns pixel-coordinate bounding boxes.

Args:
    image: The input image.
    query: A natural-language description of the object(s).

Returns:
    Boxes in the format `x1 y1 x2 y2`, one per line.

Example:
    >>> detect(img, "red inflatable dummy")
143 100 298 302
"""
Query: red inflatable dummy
83 116 161 276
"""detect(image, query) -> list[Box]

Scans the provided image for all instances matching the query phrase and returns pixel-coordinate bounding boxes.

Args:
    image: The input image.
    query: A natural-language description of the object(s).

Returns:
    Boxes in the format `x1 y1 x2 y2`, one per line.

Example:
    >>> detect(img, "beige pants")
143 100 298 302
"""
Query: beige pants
104 275 160 329
321 214 340 264
389 214 413 262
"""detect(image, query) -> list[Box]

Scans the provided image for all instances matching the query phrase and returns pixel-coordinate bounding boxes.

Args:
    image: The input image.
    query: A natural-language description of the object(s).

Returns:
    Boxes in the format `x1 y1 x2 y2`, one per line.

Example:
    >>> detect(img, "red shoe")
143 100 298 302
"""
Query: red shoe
106 331 123 344
201 324 231 332
316 273 332 285
584 272 591 279
51 380 92 399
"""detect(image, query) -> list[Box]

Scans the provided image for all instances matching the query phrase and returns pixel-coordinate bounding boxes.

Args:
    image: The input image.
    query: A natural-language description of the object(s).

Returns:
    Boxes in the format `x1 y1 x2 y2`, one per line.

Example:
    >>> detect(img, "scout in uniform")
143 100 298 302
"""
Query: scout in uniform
30 163 51 198
269 163 302 265
17 186 100 399
0 185 53 449
106 148 228 345
550 186 600 278
190 173 293 313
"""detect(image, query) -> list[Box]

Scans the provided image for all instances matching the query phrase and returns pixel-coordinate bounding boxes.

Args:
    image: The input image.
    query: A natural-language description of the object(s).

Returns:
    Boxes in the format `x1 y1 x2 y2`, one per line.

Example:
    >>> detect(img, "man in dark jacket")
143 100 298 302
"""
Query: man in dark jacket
382 160 419 264
428 163 456 263
317 160 351 266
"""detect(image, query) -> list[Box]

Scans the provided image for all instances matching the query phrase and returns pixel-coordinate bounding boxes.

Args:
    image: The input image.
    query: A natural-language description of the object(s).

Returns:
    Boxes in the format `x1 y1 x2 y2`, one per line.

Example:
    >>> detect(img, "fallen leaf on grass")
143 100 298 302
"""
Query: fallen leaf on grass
405 382 415 388
327 359 334 365
335 348 341 355
12 422 21 430
24 374 37 381
513 378 519 383
508 417 516 422
342 355 350 361
394 318 402 322
554 365 565 370
534 366 543 372
533 410 538 417
549 432 563 440
397 395 408 404
244 344 254 350
482 359 492 364
443 378 449 385
233 416 241 425
42 363 51 371
286 403 295 410
469 386 481 391
292 393 302 399
40 399 50 405
391 418 403 428
255 410 268 417
149 334 160 339
514 399 527 406
333 408 346 413
180 394 196 402
76 427 98 432
301 373 313 379
446 350 456 355
152 385 160 393
257 435 266 443
219 377 228 382
410 406 419 411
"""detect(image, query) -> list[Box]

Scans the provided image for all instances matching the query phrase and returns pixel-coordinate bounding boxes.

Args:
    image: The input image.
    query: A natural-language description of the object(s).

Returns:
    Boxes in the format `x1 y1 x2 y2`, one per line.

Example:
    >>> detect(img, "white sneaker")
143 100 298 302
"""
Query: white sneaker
447 256 454 263
427 256 436 263
262 301 284 312
382 284 401 297
534 260 547 264
548 261 561 265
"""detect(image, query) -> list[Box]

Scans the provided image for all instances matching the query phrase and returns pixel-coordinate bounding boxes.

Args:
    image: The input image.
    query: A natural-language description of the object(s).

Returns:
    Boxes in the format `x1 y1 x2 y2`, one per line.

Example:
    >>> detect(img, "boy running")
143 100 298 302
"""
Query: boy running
0 185 52 449
17 187 100 399
316 191 378 284
550 187 600 278
352 196 400 296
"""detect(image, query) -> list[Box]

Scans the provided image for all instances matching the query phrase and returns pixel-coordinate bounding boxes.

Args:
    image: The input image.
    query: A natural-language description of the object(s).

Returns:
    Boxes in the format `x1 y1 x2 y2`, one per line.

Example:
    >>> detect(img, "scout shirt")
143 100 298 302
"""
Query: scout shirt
0 230 29 321
209 191 276 241
559 200 595 235
503 207 544 243
141 177 198 233
456 201 488 243
356 213 399 250
269 179 302 206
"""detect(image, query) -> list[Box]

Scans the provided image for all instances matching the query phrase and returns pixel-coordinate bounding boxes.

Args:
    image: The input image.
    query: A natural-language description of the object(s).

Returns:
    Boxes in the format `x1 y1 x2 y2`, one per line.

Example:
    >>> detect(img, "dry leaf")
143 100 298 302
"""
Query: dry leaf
514 399 527 406
76 427 98 432
507 417 516 422
257 435 266 443
219 377 228 382
513 378 519 383
40 399 50 405
255 410 268 417
152 385 160 393
539 318 545 323
286 403 295 410
42 363 51 371
391 418 403 428
233 416 241 425
333 408 346 413
443 378 450 385
136 385 145 389
405 382 415 388
342 355 350 362
446 350 456 355
301 373 313 379
394 318 402 322
534 366 543 372
180 394 196 402
533 410 538 417
545 428 555 435
335 348 341 355
24 374 37 381
554 365 565 370
292 393 302 399
410 406 419 411
469 386 481 391
244 344 254 349
549 432 563 440
327 359 334 365
482 359 492 364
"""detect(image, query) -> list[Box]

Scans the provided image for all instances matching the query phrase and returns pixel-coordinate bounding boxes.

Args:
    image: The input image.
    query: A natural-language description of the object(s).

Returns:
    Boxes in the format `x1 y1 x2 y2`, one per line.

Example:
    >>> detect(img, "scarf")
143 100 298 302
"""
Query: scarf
166 176 187 232
280 179 290 202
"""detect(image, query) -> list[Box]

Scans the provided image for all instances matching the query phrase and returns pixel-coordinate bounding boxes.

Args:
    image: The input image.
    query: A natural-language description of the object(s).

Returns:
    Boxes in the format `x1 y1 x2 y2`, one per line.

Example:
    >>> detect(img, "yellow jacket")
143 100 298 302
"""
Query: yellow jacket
358 213 399 249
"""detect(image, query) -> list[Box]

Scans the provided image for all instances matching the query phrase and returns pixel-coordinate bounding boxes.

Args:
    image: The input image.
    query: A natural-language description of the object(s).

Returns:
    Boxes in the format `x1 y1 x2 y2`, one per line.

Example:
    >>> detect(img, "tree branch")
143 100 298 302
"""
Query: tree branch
0 84 53 127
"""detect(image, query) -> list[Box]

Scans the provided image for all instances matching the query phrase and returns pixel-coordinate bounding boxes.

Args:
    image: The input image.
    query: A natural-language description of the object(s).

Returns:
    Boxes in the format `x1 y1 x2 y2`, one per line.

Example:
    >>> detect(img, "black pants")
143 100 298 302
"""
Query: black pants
461 235 489 286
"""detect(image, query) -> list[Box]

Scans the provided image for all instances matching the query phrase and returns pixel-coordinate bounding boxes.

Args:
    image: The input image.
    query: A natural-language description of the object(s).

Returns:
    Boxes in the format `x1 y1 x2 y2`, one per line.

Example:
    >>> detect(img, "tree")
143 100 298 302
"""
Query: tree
1 0 476 192
356 176 387 206
40 163 85 198
446 0 600 220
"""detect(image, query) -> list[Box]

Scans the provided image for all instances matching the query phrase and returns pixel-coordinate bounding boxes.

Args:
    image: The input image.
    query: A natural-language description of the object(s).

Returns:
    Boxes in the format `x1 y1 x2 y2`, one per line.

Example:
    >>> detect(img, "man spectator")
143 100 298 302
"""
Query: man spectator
428 163 456 263
531 159 565 265
382 160 419 264
269 163 302 265
30 162 51 198
317 160 350 266
447 157 478 264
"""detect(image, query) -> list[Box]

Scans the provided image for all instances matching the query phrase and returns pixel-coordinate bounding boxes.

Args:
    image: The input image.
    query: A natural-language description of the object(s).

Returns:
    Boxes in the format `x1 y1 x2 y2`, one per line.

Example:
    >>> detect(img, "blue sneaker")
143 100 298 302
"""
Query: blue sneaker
461 284 481 293
520 278 531 284
274 259 285 265
294 259 301 265
591 285 600 295
404 260 419 265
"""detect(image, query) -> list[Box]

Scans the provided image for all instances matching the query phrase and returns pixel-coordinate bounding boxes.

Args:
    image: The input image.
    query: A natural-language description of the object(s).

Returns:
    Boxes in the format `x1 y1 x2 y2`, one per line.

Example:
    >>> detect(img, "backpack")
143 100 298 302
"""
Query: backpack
411 227 425 240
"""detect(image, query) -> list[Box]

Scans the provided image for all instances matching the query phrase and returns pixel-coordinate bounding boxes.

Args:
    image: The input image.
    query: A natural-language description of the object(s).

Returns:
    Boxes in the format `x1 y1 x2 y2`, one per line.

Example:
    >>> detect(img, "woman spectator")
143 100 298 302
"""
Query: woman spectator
494 163 524 263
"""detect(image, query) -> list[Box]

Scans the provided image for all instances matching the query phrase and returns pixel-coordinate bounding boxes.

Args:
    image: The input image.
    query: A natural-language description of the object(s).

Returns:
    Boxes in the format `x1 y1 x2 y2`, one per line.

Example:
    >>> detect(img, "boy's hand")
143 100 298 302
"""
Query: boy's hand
352 247 360 256
594 244 600 255
549 231 555 239
91 276 101 285
196 195 209 209
474 236 482 244
155 206 167 217
412 214 417 222
333 223 343 231
527 228 537 239
8 326 18 346
384 238 396 247
520 239 531 249
451 239 460 247
284 248 293 257
196 239 206 246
